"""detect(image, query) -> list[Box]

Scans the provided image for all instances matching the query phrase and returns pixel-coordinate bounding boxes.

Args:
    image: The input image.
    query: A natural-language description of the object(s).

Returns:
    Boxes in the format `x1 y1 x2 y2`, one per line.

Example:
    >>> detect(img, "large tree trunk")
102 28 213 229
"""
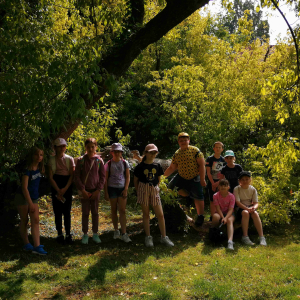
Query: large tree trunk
55 0 209 140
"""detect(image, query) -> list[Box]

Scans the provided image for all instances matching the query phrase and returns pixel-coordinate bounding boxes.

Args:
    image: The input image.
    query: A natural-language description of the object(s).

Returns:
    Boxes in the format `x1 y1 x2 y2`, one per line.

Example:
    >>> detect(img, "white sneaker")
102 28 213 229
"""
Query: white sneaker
259 236 267 246
160 236 174 247
121 233 132 243
145 236 154 247
113 230 120 239
242 236 255 246
227 240 234 250
92 233 101 244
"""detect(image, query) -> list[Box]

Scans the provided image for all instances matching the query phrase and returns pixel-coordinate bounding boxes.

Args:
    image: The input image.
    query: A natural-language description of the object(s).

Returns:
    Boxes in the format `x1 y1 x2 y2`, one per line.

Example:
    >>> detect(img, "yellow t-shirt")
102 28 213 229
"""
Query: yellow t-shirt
172 146 204 180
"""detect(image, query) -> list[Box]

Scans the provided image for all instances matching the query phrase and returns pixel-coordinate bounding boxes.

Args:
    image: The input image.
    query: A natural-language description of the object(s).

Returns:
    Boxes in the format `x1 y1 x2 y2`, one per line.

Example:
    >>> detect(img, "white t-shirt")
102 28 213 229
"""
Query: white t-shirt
233 185 258 207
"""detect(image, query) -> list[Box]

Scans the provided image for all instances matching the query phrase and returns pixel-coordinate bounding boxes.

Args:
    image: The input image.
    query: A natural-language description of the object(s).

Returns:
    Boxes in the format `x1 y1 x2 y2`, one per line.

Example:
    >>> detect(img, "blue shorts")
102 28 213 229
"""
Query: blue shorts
108 186 125 199
169 174 204 200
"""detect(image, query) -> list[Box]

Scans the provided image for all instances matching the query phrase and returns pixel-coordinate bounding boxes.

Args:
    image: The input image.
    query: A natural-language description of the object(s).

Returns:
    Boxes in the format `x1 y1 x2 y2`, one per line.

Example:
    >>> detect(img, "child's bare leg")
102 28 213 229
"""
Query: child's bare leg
152 204 166 237
29 204 40 247
17 205 30 245
194 199 204 215
141 204 151 236
251 211 264 237
117 197 127 234
212 213 221 227
241 210 250 236
178 189 189 197
210 202 216 216
110 198 119 230
227 215 235 241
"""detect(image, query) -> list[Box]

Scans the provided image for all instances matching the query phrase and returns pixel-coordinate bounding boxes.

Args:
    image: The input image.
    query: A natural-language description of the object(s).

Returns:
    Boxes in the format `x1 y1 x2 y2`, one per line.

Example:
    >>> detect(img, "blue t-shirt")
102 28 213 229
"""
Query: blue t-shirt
24 169 42 200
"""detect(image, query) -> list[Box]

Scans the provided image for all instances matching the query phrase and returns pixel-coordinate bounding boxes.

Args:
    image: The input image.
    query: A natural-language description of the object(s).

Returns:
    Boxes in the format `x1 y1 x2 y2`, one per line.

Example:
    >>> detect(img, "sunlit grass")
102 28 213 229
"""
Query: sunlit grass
0 197 300 299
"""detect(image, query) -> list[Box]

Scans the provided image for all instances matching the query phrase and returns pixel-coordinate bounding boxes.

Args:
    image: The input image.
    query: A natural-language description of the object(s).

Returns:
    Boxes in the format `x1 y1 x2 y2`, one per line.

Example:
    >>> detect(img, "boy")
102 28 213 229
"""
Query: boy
164 132 206 227
220 150 243 193
74 138 106 244
206 141 226 218
234 171 267 246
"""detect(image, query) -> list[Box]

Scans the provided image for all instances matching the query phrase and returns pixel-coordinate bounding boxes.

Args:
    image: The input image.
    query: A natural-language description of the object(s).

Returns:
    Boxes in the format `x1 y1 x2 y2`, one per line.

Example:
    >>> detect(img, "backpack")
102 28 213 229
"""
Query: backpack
209 223 225 244
107 159 127 179
49 154 72 174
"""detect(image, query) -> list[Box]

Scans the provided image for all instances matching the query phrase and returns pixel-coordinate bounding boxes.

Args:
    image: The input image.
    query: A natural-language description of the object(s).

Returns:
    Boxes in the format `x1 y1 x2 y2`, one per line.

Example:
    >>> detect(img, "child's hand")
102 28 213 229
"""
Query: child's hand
90 190 100 201
222 217 227 224
60 187 67 196
121 188 128 198
200 179 206 187
82 190 90 200
104 192 110 201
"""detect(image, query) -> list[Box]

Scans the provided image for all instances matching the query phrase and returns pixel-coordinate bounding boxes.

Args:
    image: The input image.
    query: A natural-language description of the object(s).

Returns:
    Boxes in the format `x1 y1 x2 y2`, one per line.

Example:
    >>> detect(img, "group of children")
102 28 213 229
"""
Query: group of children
16 135 266 255
207 142 267 250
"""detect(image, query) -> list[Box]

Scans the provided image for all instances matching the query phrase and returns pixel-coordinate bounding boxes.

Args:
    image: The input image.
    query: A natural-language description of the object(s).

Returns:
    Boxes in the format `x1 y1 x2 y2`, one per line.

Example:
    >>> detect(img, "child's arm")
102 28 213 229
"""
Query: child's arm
21 175 35 213
134 176 139 191
225 207 234 220
122 168 130 198
74 158 89 200
91 159 106 200
215 204 224 221
104 169 109 201
197 157 206 187
48 166 61 195
60 164 74 196
164 162 178 178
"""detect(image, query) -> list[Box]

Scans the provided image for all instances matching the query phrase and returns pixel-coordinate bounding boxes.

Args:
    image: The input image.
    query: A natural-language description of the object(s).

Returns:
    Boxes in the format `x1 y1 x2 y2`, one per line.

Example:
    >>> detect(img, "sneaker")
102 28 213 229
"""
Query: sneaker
56 235 65 245
113 230 120 239
195 215 204 227
82 234 89 244
145 236 154 247
32 245 47 255
259 236 267 246
242 236 255 246
65 234 73 245
160 236 174 247
92 233 101 244
23 243 33 251
227 240 234 250
121 233 132 243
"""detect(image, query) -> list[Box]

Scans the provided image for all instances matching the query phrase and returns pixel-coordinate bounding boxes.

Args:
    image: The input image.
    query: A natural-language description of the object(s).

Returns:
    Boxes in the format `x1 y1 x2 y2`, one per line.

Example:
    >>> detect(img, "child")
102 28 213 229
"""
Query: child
206 141 226 218
15 146 48 255
74 138 106 244
212 179 235 250
134 144 174 247
104 143 131 242
220 150 243 193
234 171 267 246
48 138 75 245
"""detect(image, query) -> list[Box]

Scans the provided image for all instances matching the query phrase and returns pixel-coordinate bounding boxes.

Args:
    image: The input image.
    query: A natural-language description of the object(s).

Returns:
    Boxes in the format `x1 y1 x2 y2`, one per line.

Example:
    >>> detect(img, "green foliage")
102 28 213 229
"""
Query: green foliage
244 136 300 224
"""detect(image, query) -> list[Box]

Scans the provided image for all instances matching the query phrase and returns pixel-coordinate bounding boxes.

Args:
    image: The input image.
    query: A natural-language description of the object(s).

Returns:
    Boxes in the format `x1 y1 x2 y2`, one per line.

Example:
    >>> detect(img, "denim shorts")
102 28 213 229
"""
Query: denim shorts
170 174 204 200
108 186 125 199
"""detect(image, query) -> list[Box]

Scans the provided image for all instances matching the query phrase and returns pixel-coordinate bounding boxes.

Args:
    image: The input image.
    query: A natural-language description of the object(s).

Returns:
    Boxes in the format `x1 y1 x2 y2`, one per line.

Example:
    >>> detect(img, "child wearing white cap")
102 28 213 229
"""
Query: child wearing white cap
134 144 174 247
104 143 131 243
48 138 75 244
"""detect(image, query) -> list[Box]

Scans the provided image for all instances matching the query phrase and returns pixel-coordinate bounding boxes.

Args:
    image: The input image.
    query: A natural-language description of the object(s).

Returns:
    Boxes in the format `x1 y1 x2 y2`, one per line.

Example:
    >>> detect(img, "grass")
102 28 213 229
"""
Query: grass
0 196 300 300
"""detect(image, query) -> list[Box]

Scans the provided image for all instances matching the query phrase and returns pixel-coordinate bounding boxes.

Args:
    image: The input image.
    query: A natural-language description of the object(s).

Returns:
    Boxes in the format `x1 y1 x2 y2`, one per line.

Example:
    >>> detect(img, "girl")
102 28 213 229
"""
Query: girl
15 146 47 255
219 150 243 193
49 138 75 245
212 179 235 250
74 138 106 244
234 171 267 246
134 144 174 247
104 143 131 242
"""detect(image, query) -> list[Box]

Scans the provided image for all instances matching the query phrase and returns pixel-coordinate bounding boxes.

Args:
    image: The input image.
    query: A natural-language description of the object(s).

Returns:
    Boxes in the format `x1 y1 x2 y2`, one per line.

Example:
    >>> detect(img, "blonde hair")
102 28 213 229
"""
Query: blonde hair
26 146 45 173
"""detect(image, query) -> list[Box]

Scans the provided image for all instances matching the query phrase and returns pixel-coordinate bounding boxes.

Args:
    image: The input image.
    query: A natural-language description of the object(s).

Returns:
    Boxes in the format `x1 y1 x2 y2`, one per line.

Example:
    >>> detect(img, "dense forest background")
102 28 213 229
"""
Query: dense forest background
1 0 300 227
